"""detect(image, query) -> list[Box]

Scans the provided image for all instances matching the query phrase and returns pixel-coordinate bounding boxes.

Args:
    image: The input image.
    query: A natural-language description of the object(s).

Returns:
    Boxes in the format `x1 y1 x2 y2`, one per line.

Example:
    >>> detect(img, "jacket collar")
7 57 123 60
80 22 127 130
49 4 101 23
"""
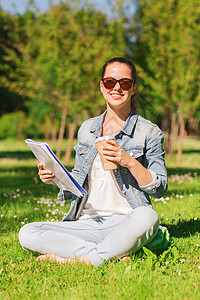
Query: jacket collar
90 109 138 136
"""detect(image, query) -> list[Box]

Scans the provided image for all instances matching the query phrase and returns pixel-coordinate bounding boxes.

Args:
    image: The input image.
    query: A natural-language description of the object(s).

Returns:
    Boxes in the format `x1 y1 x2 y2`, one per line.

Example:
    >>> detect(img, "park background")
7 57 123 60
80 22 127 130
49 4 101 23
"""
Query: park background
0 0 200 299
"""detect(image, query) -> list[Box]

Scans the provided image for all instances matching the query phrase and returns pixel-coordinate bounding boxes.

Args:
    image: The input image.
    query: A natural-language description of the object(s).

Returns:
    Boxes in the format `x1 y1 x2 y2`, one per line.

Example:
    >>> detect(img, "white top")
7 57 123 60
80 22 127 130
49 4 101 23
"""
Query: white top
79 153 132 219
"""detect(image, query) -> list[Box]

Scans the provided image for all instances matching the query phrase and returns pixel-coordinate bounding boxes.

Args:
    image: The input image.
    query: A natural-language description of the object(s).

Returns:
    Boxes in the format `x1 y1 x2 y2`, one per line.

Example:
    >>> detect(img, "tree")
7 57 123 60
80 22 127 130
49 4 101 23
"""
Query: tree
1 2 127 163
0 8 26 116
129 0 200 160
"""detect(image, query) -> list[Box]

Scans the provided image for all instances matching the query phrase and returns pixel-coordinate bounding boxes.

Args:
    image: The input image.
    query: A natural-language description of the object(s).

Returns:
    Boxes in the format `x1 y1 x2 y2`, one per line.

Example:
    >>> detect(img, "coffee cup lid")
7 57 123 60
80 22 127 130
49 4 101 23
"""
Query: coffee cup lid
95 136 114 143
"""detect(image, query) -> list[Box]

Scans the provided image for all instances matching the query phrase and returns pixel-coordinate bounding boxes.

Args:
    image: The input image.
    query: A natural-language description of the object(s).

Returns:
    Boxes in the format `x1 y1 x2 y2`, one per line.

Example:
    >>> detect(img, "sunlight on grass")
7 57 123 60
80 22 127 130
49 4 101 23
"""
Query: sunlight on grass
0 136 200 299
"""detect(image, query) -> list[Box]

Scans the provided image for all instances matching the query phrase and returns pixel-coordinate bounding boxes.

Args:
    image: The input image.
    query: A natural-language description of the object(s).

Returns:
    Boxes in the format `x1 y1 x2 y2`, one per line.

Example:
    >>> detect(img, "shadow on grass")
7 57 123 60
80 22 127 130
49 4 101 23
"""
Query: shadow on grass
166 167 200 176
0 150 35 160
162 219 200 238
182 149 200 154
0 150 76 160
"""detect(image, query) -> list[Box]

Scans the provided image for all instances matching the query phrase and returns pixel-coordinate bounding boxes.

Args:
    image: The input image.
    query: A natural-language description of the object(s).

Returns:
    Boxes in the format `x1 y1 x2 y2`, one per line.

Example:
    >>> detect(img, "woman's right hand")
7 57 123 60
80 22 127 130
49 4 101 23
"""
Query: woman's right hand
38 163 56 185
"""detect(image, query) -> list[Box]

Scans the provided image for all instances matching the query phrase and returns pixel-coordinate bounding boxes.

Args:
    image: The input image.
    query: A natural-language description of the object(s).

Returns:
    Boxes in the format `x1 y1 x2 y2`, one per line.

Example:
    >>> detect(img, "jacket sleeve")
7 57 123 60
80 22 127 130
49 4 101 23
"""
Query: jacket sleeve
139 126 168 198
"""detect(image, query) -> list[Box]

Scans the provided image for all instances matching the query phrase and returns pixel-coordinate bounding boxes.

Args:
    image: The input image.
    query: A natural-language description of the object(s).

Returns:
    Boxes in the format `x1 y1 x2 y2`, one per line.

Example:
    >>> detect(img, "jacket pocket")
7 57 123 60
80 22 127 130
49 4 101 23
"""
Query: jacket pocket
119 147 144 175
74 143 90 155
126 147 144 160
73 142 90 171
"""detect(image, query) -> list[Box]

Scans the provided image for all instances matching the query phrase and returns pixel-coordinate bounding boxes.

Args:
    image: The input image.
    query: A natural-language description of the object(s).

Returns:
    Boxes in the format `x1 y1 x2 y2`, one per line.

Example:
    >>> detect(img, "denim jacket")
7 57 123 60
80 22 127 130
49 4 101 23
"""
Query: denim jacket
59 110 168 221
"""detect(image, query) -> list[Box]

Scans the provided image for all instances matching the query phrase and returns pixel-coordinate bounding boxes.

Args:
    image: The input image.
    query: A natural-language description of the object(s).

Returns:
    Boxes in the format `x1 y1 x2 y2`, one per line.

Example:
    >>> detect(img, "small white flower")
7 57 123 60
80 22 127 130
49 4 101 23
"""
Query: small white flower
34 208 38 210
60 202 65 207
198 266 200 270
1 214 4 217
189 194 193 197
178 270 181 276
196 244 199 247
165 261 170 265
125 265 131 273
21 221 25 224
179 259 185 263
180 195 183 198
27 200 30 203
13 215 17 218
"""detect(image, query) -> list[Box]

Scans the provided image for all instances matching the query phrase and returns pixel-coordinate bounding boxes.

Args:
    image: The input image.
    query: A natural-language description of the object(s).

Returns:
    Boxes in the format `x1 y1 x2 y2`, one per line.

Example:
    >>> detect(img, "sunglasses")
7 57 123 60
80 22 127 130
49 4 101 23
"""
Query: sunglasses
102 77 133 91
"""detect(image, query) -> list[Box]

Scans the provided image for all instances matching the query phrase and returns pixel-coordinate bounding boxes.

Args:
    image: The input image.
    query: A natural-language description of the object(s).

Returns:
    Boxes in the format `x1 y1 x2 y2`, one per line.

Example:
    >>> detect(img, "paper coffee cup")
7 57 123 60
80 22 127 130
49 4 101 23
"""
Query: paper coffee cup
95 136 117 170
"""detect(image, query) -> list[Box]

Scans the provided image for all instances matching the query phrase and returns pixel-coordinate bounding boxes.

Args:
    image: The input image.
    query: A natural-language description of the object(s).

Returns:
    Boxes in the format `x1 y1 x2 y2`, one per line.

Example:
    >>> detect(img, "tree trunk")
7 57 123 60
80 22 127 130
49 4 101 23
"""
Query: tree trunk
63 121 77 165
168 112 178 156
176 113 185 162
161 111 170 152
56 109 67 159
51 127 57 145
188 116 199 135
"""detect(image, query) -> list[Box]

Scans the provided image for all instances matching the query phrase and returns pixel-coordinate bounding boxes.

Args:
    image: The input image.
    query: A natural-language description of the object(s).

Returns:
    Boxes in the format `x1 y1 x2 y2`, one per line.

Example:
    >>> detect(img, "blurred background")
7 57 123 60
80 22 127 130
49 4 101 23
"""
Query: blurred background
0 0 199 164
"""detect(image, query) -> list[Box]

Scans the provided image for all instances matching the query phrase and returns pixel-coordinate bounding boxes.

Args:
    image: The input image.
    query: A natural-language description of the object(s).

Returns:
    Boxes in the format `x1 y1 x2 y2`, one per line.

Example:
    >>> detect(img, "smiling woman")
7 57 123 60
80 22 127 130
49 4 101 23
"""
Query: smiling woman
19 57 168 267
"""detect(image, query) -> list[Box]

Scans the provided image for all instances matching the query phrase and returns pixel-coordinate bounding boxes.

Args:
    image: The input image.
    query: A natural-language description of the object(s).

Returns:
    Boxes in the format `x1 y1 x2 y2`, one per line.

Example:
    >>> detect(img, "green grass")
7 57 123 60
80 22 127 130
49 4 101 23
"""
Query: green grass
0 137 200 299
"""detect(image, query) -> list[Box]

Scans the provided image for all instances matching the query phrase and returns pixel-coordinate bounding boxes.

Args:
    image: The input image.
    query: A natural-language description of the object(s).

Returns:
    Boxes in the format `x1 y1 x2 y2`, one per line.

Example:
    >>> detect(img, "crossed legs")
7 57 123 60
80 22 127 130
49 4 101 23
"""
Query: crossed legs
19 207 159 267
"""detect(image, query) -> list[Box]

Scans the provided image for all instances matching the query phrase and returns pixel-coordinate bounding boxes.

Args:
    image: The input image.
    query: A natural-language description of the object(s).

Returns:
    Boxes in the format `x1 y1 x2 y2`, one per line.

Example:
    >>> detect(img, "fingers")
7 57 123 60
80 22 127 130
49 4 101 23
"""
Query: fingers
102 140 118 152
104 139 117 147
38 162 44 170
37 162 55 184
101 141 130 167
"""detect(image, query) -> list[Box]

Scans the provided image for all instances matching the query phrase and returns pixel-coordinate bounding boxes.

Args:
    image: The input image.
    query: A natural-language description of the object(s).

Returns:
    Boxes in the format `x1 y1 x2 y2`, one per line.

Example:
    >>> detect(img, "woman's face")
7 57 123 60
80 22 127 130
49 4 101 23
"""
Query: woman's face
100 62 136 112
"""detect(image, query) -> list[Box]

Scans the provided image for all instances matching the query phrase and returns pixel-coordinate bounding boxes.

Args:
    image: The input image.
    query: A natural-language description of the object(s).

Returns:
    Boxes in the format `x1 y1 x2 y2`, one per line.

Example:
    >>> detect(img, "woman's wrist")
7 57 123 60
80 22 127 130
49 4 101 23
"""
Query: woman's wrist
125 155 136 170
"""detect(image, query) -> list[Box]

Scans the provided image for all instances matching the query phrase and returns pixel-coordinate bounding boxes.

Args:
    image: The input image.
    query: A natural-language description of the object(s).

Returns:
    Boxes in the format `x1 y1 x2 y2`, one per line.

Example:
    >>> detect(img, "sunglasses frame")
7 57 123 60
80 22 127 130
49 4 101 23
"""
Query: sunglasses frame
102 77 134 91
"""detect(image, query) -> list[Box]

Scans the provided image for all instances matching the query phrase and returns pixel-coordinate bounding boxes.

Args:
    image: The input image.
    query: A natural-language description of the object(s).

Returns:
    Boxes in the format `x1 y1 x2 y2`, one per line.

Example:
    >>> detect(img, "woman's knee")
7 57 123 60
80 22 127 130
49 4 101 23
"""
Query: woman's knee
19 222 38 248
127 207 159 235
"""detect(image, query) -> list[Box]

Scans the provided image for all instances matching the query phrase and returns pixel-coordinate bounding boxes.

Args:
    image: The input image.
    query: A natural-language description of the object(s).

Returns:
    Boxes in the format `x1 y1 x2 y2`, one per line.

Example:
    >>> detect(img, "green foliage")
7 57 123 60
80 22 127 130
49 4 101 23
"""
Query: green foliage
1 3 127 120
0 9 26 115
133 0 200 120
0 111 26 139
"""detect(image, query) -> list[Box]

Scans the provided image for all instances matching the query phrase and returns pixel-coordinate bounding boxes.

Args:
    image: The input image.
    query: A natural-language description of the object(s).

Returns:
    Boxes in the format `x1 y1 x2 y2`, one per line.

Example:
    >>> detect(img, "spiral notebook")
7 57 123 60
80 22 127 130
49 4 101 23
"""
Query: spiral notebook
25 139 87 197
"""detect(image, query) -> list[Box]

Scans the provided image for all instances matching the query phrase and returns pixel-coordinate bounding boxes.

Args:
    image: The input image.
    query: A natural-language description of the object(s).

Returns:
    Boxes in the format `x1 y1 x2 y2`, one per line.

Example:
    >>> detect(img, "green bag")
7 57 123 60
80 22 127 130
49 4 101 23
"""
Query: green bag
146 226 170 252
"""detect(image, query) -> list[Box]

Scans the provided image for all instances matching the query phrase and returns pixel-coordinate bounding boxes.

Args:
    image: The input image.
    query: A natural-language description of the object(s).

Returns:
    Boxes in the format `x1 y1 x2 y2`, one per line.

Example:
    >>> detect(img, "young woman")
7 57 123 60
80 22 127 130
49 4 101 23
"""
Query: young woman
19 57 167 267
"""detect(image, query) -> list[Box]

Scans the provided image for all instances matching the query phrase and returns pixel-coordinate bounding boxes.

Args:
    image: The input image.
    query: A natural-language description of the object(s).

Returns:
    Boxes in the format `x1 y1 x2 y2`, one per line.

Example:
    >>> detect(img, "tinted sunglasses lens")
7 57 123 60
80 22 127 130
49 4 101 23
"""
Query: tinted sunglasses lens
120 80 133 90
103 79 116 89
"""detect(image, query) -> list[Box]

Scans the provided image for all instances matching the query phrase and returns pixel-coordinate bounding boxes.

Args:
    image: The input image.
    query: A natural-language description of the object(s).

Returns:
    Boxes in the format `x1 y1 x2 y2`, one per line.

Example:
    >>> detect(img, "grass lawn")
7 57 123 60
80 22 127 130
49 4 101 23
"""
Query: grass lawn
0 137 200 299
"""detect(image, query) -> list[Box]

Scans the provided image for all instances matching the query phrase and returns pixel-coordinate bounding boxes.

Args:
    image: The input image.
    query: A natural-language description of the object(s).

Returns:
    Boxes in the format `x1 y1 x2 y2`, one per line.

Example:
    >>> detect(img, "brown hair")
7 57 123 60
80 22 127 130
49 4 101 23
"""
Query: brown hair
101 57 137 110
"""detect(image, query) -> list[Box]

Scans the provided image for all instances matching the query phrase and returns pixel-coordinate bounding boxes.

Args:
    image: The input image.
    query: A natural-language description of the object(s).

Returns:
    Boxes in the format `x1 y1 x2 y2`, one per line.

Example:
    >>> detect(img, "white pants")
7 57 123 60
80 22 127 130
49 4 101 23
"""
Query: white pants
19 206 159 267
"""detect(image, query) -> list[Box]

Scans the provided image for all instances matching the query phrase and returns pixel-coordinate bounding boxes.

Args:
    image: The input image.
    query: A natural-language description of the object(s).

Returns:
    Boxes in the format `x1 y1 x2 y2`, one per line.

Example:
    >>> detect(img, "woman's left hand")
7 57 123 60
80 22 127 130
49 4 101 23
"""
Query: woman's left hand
102 139 131 168
102 139 153 186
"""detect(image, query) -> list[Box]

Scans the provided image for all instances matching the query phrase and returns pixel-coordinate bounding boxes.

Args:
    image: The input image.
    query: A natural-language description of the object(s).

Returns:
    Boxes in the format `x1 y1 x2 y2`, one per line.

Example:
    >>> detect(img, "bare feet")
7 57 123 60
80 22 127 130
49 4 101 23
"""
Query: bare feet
120 255 130 262
36 254 92 265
